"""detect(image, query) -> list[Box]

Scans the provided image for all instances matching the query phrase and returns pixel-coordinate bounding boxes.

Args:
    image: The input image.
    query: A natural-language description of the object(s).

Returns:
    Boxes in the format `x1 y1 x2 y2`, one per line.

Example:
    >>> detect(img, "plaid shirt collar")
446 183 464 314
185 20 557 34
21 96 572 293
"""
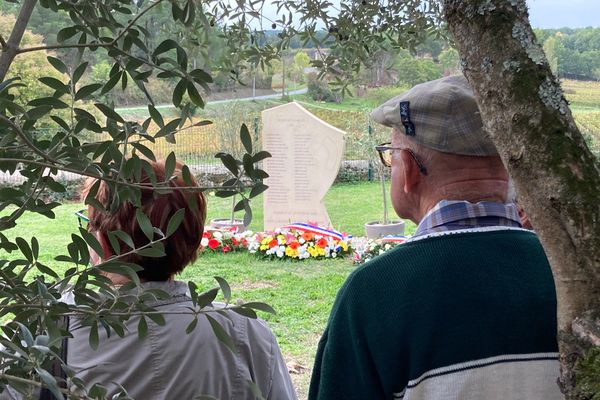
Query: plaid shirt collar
414 200 522 238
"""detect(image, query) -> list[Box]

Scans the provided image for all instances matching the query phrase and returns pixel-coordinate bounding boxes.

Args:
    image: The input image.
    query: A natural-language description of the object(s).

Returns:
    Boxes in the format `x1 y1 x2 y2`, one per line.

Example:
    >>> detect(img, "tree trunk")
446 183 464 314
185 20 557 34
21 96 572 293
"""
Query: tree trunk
443 1 600 398
0 0 38 81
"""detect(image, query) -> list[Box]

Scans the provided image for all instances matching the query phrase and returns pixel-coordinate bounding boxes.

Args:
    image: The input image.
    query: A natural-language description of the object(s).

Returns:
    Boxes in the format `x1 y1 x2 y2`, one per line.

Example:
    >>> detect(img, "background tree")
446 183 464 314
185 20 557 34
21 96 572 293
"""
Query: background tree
543 36 559 75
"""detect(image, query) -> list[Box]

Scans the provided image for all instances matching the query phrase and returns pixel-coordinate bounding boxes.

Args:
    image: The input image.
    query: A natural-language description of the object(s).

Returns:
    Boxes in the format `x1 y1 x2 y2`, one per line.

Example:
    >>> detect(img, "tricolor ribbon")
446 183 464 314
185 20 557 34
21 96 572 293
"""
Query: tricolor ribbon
281 222 350 241
379 236 407 243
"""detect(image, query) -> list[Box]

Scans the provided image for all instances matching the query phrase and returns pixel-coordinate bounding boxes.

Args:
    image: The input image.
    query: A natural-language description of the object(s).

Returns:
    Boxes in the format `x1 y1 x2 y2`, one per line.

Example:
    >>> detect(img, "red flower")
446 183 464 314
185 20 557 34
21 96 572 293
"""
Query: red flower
301 231 314 241
316 238 328 248
288 241 300 250
241 238 248 246
268 239 278 249
222 245 231 253
208 239 220 250
202 232 212 239
231 237 239 246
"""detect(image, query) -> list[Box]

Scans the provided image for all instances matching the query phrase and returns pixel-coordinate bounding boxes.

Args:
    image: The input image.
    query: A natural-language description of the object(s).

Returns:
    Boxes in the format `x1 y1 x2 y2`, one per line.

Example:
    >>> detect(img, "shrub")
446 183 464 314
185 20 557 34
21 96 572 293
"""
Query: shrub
307 73 340 103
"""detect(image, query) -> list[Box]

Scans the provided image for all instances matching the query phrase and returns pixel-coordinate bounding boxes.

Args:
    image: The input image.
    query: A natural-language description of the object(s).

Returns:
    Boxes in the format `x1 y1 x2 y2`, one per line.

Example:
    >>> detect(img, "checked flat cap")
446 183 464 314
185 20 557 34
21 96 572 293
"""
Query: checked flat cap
370 75 498 156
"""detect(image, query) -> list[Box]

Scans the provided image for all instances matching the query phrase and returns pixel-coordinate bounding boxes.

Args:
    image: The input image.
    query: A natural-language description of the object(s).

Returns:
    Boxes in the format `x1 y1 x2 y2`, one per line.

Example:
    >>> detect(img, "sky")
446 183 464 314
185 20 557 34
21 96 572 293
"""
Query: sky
250 0 599 30
527 0 600 28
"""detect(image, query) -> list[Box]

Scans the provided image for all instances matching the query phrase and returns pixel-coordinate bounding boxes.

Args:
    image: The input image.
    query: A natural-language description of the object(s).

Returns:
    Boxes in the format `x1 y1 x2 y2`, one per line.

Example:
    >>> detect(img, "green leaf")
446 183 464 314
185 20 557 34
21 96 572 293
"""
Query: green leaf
113 230 135 250
252 151 272 163
242 302 276 315
75 83 102 100
240 123 252 153
166 208 186 237
231 307 257 319
187 81 204 108
148 104 164 127
252 170 269 180
215 154 239 176
136 209 154 241
36 262 59 279
197 287 219 308
96 262 141 286
138 316 148 340
36 368 64 400
172 79 186 107
131 142 156 161
79 227 104 259
136 247 165 258
89 321 99 350
250 183 268 198
188 281 198 306
57 26 78 42
95 103 125 123
46 56 68 74
72 62 88 84
100 71 122 95
28 96 69 108
106 231 121 255
155 118 181 138
214 276 231 303
189 68 213 83
0 187 24 200
243 153 254 177
183 0 196 26
182 165 193 186
233 198 247 212
146 311 165 326
153 39 179 56
164 151 176 180
206 315 235 352
15 322 34 347
31 237 39 259
38 77 68 93
185 317 198 334
15 237 33 262
243 202 253 227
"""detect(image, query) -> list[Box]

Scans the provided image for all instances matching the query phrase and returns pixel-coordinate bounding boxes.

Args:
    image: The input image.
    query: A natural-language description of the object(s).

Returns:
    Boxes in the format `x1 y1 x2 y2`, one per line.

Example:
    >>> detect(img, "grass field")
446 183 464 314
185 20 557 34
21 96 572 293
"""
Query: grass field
0 181 416 399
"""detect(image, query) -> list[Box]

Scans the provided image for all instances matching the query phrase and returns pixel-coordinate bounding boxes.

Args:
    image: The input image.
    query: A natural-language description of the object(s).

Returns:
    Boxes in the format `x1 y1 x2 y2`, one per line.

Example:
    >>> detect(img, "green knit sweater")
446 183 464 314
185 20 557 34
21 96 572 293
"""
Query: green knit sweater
309 228 560 400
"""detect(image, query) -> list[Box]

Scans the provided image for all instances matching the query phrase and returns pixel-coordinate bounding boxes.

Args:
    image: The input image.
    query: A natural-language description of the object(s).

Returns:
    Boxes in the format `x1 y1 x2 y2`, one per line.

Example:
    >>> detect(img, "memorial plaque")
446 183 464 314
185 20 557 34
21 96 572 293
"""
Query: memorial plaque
262 102 345 230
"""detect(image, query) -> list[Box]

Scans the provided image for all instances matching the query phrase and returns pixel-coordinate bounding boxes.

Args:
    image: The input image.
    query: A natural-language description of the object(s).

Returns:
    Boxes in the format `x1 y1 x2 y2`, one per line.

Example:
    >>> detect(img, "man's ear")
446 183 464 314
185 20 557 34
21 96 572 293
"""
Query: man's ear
400 149 422 193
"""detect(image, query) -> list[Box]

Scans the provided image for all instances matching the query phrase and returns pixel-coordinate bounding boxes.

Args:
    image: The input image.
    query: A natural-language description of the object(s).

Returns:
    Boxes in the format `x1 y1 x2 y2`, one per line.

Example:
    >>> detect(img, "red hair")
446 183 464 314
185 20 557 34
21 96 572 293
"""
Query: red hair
82 160 206 281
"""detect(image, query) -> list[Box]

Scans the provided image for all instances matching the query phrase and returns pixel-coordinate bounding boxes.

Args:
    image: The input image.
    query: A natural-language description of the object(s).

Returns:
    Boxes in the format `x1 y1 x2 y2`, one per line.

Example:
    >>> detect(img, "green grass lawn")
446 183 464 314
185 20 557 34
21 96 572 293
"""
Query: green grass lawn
0 181 416 399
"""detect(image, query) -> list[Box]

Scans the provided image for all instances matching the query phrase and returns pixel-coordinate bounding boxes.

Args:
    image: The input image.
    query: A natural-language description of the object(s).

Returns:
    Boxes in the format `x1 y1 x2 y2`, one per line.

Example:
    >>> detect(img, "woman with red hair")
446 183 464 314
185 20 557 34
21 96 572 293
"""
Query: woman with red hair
67 160 296 399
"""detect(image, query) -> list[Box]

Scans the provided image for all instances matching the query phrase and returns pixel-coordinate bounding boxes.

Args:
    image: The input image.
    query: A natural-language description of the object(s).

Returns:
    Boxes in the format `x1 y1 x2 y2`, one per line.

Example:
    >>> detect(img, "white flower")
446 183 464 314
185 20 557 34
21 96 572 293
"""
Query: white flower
200 238 209 247
212 231 223 239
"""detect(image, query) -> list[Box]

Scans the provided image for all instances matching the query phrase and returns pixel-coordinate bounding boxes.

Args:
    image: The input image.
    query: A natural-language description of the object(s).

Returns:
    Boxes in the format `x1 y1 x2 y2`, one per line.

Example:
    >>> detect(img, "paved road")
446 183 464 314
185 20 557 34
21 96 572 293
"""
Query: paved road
116 88 308 112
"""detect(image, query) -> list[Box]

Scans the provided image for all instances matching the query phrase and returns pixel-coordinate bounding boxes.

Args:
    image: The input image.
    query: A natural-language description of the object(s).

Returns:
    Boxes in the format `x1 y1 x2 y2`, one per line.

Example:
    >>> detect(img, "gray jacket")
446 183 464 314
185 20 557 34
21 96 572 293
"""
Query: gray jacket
2 281 297 400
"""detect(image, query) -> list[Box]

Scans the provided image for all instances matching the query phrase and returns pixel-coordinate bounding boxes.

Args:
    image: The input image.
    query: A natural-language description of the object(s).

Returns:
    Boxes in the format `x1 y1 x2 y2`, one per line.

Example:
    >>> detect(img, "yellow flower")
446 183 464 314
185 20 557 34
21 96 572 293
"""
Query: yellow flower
285 247 298 258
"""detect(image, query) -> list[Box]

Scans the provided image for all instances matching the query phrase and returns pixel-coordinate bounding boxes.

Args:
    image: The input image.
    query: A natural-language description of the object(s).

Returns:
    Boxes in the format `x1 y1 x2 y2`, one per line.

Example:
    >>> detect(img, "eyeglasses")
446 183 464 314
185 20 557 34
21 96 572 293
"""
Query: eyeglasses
75 209 89 230
375 142 428 175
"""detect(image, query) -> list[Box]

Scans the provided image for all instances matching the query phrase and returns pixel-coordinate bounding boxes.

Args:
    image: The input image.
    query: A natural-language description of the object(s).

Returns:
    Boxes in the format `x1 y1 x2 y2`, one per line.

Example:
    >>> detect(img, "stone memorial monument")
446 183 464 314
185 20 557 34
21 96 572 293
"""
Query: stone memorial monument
261 102 345 230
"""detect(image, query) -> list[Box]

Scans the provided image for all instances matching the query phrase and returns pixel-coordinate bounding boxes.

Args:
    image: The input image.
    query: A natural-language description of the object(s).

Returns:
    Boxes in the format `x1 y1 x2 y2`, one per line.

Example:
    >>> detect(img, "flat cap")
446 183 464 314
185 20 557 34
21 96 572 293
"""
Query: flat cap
370 75 498 156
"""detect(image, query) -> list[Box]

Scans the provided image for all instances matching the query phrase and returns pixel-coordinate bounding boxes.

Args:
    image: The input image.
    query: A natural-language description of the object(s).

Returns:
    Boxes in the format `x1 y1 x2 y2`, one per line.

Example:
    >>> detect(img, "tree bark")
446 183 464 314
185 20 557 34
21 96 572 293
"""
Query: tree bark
0 0 37 82
443 1 600 398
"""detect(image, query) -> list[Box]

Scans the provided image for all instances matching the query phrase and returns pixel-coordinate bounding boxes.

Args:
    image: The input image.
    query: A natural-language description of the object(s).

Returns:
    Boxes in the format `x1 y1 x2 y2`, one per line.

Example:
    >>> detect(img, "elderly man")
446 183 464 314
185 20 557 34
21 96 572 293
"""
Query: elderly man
309 76 561 399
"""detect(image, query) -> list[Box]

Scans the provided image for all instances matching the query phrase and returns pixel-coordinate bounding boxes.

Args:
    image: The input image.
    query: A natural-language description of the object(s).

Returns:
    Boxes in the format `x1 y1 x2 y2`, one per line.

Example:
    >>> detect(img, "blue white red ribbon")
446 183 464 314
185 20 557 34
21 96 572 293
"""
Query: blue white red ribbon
281 222 350 240
380 236 407 243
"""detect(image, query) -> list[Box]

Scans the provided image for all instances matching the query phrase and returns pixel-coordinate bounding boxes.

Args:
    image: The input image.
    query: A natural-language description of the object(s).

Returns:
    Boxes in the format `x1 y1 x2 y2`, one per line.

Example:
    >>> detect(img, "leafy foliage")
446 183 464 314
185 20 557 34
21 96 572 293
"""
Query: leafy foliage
0 0 278 397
